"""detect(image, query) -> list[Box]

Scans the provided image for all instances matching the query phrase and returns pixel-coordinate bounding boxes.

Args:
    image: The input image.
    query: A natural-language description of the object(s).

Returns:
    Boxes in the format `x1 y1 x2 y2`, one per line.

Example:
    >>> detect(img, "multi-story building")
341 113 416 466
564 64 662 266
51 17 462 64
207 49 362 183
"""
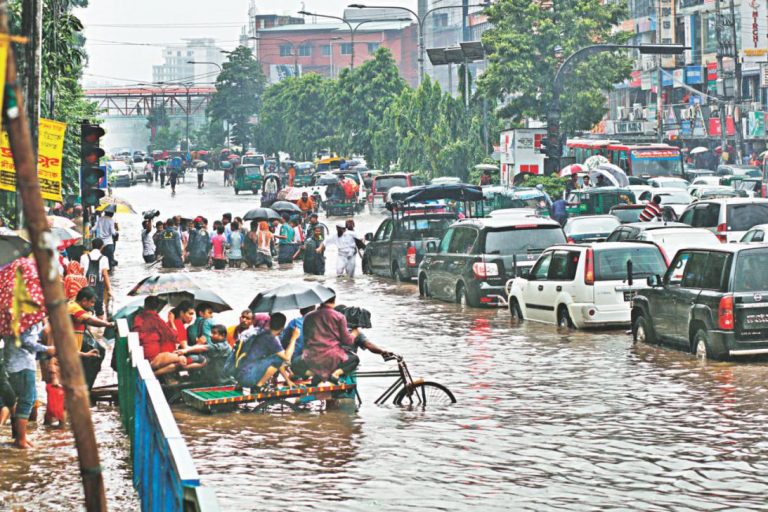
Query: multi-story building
152 39 224 86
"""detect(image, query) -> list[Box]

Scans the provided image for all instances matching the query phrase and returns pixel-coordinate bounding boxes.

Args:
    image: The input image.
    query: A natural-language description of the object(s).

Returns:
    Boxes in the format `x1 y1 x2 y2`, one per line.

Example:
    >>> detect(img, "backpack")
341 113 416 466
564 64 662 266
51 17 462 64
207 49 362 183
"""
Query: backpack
85 254 104 288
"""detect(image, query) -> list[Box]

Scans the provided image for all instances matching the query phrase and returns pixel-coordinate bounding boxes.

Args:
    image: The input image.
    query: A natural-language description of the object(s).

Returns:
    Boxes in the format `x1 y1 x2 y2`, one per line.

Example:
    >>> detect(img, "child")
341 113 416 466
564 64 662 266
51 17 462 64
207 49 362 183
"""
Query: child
235 313 295 392
211 225 227 270
201 325 233 384
187 303 214 346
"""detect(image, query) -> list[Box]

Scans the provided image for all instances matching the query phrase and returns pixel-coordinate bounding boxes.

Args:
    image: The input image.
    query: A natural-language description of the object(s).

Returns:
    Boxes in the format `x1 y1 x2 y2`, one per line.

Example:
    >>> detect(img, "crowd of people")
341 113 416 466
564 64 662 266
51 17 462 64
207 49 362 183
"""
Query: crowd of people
131 290 392 395
142 208 366 278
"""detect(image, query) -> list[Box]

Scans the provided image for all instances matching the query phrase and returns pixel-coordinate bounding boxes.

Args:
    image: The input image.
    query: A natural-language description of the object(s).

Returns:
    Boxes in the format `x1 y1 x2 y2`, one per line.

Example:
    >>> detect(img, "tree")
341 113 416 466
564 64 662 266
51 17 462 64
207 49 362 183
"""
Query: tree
208 46 266 150
154 126 182 151
479 0 631 133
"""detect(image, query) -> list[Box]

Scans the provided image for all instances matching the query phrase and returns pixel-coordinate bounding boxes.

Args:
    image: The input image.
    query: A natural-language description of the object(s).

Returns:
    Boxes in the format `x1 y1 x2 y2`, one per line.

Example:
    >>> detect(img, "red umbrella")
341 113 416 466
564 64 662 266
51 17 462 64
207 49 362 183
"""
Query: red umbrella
0 257 46 337
197 150 209 155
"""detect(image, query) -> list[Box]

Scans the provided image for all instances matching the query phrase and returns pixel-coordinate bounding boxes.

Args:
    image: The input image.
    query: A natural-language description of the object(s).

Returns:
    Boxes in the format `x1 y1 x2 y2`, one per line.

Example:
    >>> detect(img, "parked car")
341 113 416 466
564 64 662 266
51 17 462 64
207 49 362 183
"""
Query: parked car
690 176 722 188
418 216 566 307
679 198 768 242
683 168 714 182
107 160 134 187
689 186 742 201
739 223 768 243
715 165 762 178
607 221 690 243
632 245 768 360
369 173 425 212
609 204 645 224
508 242 668 329
647 177 690 189
563 215 621 243
132 159 151 182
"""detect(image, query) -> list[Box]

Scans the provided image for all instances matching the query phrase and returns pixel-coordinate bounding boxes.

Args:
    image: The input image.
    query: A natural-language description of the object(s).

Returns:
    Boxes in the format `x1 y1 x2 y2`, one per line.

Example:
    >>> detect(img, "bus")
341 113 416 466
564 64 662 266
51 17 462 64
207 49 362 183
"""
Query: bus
565 139 684 178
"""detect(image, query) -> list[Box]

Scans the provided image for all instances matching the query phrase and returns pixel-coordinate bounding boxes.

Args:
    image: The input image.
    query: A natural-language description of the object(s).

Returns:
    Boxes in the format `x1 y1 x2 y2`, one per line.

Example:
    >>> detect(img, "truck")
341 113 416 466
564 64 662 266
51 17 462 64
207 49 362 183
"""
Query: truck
499 128 547 187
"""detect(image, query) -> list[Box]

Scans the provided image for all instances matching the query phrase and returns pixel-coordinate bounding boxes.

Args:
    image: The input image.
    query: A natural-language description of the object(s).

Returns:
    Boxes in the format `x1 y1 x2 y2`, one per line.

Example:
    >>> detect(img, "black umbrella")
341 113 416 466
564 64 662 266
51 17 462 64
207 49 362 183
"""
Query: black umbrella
249 283 335 313
170 289 232 313
128 274 200 296
0 235 31 267
270 201 301 214
243 207 281 222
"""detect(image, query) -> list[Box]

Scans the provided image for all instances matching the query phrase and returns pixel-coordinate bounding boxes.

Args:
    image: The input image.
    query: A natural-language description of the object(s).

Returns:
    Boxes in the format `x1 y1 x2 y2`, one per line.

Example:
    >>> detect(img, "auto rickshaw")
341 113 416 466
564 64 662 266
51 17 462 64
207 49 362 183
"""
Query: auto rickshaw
566 187 636 216
234 164 264 195
721 175 765 198
294 162 315 186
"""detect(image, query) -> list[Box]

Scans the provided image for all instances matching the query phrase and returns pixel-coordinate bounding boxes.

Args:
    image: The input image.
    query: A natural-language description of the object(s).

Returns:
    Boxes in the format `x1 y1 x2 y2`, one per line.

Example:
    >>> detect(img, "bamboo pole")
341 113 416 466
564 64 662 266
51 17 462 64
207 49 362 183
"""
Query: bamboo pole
0 6 108 512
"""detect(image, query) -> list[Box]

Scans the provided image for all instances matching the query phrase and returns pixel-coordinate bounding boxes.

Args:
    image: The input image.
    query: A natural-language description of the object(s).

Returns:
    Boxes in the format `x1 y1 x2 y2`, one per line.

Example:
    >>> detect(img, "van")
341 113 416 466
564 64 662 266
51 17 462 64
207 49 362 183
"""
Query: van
369 173 425 212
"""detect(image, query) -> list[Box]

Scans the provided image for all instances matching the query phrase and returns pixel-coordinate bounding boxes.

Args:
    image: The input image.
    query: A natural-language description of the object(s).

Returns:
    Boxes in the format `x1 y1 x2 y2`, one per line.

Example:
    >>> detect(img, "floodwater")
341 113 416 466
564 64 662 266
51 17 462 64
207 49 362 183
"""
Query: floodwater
5 171 768 510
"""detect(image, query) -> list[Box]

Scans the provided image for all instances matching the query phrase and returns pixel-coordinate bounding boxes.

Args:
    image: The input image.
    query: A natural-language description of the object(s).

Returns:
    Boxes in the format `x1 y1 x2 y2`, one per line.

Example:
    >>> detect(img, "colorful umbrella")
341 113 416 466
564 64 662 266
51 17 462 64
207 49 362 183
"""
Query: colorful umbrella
0 257 46 338
46 216 75 229
690 146 709 155
127 274 201 297
197 150 209 155
584 155 609 171
97 197 136 214
559 164 585 177
51 227 82 249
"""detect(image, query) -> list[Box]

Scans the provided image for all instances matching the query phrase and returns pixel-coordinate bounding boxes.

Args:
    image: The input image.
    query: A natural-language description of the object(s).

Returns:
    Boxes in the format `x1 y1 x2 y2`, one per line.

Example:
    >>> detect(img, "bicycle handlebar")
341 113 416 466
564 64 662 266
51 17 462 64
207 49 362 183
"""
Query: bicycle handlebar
384 353 403 363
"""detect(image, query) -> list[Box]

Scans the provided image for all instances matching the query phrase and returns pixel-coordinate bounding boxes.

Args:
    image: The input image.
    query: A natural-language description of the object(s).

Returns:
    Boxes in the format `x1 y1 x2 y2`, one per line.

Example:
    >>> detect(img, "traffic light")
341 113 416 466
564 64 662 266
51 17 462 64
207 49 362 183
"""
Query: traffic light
80 123 105 208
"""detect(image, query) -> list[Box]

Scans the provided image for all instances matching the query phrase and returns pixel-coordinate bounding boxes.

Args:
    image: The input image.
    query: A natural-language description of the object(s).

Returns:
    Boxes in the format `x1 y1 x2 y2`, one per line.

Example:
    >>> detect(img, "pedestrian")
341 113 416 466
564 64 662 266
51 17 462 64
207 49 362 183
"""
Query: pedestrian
288 164 296 187
152 220 165 248
0 337 16 432
4 322 54 448
551 197 568 226
157 219 184 269
153 161 160 182
277 217 299 264
141 219 156 263
222 213 233 239
159 163 167 188
169 165 179 195
197 163 205 189
80 239 112 319
211 225 228 270
325 222 361 278
302 225 326 275
565 173 579 196
639 195 663 222
94 209 117 269
244 221 260 268
67 287 113 390
254 221 274 269
187 219 211 268
228 220 243 268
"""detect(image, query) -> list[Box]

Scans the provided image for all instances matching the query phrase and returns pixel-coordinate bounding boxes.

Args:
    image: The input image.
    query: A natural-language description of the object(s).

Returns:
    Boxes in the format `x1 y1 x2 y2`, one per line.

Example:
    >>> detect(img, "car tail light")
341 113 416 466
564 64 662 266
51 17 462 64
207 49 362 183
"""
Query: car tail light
567 236 575 244
716 223 728 243
472 262 499 279
479 297 494 304
718 294 734 330
584 248 594 285
406 246 417 267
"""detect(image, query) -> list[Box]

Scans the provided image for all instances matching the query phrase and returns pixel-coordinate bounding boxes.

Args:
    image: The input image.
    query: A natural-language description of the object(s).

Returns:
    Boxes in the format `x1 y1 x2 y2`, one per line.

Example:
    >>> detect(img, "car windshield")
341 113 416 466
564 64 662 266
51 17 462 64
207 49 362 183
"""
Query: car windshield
699 188 739 199
398 217 455 238
594 246 666 281
483 227 566 254
726 203 768 231
657 192 692 204
242 156 264 166
734 249 768 291
610 208 643 223
630 154 682 177
375 176 408 193
654 179 688 189
565 217 620 235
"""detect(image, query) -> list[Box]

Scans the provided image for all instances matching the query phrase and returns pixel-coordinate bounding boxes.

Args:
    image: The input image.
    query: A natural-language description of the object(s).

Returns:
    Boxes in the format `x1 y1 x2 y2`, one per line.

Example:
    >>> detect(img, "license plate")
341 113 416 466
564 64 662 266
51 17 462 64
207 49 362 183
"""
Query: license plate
623 291 636 302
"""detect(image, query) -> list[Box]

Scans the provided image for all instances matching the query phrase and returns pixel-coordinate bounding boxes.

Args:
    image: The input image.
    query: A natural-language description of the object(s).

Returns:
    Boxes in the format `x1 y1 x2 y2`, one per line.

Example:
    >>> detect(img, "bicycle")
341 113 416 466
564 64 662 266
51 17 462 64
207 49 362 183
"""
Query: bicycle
358 354 456 407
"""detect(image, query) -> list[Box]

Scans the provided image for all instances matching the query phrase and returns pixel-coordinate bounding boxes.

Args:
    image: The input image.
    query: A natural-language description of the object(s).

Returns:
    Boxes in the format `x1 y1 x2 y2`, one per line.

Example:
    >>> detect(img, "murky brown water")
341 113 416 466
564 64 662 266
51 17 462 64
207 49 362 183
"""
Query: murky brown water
5 173 768 510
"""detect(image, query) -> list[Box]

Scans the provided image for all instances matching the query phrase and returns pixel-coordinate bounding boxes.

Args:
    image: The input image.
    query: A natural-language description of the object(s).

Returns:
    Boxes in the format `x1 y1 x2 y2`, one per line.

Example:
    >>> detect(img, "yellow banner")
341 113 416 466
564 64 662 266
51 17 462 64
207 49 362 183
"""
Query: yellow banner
0 118 67 202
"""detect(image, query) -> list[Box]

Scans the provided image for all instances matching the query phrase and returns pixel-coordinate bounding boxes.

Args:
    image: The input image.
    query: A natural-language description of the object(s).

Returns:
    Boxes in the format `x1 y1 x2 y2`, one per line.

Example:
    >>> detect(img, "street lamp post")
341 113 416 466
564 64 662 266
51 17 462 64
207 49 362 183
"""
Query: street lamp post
546 44 687 174
348 2 490 85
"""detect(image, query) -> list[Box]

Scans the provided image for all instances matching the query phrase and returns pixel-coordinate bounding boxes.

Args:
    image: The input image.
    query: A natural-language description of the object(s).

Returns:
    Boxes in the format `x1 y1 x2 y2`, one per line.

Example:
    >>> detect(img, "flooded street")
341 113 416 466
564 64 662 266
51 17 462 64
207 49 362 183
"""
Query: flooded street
5 172 768 510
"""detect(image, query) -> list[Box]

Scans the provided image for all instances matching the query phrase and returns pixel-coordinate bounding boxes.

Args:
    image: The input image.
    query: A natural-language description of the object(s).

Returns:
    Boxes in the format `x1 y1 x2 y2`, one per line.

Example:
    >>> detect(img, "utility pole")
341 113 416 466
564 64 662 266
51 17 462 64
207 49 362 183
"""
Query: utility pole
727 0 743 161
21 0 42 146
714 0 729 156
656 0 664 142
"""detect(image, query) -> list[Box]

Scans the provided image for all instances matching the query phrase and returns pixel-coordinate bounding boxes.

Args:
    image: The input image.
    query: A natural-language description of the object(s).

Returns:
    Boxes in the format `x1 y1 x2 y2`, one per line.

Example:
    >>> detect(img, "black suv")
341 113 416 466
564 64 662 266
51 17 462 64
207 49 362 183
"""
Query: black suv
631 245 768 360
418 216 565 307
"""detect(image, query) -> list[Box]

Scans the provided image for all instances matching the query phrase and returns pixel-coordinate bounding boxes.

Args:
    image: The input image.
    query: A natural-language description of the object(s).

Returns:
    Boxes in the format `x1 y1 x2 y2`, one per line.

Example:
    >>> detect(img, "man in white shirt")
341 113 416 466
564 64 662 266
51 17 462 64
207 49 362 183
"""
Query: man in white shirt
95 210 117 269
80 239 112 318
325 222 363 278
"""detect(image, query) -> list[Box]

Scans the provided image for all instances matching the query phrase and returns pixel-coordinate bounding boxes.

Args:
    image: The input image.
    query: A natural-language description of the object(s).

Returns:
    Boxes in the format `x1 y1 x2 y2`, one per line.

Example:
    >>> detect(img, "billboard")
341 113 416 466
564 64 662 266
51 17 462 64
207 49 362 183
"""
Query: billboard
741 0 768 62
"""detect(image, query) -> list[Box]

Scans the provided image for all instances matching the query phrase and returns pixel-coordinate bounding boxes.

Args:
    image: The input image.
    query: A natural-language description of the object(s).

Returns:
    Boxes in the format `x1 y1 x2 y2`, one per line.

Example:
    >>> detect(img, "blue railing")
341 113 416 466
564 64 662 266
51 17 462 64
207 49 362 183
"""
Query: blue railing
116 319 219 512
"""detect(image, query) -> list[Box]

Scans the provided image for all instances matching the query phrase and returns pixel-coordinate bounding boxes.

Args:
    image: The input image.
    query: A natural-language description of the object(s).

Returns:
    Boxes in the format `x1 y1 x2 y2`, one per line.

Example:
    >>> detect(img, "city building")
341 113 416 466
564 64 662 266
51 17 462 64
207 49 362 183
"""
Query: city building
152 38 224 86
253 16 418 85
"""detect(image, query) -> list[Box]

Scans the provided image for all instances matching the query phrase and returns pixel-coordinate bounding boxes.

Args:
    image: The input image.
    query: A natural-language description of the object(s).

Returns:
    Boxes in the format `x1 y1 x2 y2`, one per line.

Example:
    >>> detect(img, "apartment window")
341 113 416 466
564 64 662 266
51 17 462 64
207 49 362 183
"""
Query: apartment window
298 43 312 57
321 45 331 57
280 44 293 57
340 43 353 55
367 42 380 54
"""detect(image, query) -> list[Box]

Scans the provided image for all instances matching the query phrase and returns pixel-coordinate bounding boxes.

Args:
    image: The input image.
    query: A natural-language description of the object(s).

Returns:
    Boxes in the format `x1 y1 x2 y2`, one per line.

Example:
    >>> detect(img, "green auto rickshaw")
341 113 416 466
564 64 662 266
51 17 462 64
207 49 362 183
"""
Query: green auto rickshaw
566 187 636 216
294 162 315 186
234 164 265 195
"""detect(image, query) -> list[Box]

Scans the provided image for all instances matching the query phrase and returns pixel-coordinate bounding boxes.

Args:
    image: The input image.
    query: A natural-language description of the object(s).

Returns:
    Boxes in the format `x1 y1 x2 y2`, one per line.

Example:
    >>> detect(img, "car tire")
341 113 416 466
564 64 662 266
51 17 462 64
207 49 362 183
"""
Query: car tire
362 255 372 275
633 315 657 345
693 328 712 361
456 283 469 307
391 262 405 282
557 305 573 329
418 274 429 297
509 298 523 322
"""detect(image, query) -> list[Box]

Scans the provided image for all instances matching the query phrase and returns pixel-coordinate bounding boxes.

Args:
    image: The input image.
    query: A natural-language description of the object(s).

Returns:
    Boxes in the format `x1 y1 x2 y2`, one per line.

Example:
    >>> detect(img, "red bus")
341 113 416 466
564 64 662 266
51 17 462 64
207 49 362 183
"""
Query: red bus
565 139 684 178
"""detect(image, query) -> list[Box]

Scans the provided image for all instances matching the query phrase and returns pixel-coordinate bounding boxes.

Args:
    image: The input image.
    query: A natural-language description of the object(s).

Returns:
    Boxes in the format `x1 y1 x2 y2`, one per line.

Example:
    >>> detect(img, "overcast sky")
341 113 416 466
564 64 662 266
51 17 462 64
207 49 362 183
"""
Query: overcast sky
76 0 418 86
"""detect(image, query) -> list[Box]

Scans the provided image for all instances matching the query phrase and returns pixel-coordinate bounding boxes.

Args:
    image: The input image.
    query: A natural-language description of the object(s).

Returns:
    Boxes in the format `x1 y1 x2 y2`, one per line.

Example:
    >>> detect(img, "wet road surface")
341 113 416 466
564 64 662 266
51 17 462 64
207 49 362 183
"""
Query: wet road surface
4 171 768 510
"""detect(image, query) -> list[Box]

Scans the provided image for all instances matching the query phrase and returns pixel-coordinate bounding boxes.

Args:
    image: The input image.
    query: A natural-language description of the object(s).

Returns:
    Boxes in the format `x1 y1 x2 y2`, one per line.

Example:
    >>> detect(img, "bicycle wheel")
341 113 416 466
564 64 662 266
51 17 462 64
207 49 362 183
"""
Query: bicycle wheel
393 382 456 407
249 399 299 413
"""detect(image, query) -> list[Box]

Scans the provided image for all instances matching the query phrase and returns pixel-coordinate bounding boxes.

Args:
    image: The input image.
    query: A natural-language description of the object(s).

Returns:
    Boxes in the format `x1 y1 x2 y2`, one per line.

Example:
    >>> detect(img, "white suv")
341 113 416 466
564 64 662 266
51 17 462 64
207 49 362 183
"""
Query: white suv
507 242 668 329
679 198 768 242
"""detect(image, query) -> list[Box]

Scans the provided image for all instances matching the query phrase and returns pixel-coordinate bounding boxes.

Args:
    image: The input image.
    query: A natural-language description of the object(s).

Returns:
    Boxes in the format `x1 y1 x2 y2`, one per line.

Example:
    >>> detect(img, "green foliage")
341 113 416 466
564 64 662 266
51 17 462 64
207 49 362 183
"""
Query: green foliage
516 174 568 199
479 0 631 133
208 46 266 149
154 126 182 151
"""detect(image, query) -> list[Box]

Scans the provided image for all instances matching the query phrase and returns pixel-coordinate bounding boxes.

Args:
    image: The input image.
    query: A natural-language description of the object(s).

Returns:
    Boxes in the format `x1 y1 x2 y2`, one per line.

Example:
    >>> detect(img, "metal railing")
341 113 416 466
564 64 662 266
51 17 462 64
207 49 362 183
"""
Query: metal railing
115 319 219 512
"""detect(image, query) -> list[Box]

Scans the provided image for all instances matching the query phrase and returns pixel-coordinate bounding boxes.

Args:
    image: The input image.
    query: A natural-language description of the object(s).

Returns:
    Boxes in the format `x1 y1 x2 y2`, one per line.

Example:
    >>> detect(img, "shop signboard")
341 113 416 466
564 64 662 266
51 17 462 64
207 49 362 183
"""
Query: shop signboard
685 65 703 84
741 0 768 63
747 111 766 138
672 68 684 86
659 0 677 68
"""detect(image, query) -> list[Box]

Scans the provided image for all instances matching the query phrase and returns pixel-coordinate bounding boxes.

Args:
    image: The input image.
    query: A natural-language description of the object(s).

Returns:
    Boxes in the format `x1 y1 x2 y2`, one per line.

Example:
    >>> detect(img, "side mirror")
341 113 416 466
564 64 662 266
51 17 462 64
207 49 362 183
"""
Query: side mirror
365 233 373 242
519 267 530 278
647 275 661 287
426 241 437 253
